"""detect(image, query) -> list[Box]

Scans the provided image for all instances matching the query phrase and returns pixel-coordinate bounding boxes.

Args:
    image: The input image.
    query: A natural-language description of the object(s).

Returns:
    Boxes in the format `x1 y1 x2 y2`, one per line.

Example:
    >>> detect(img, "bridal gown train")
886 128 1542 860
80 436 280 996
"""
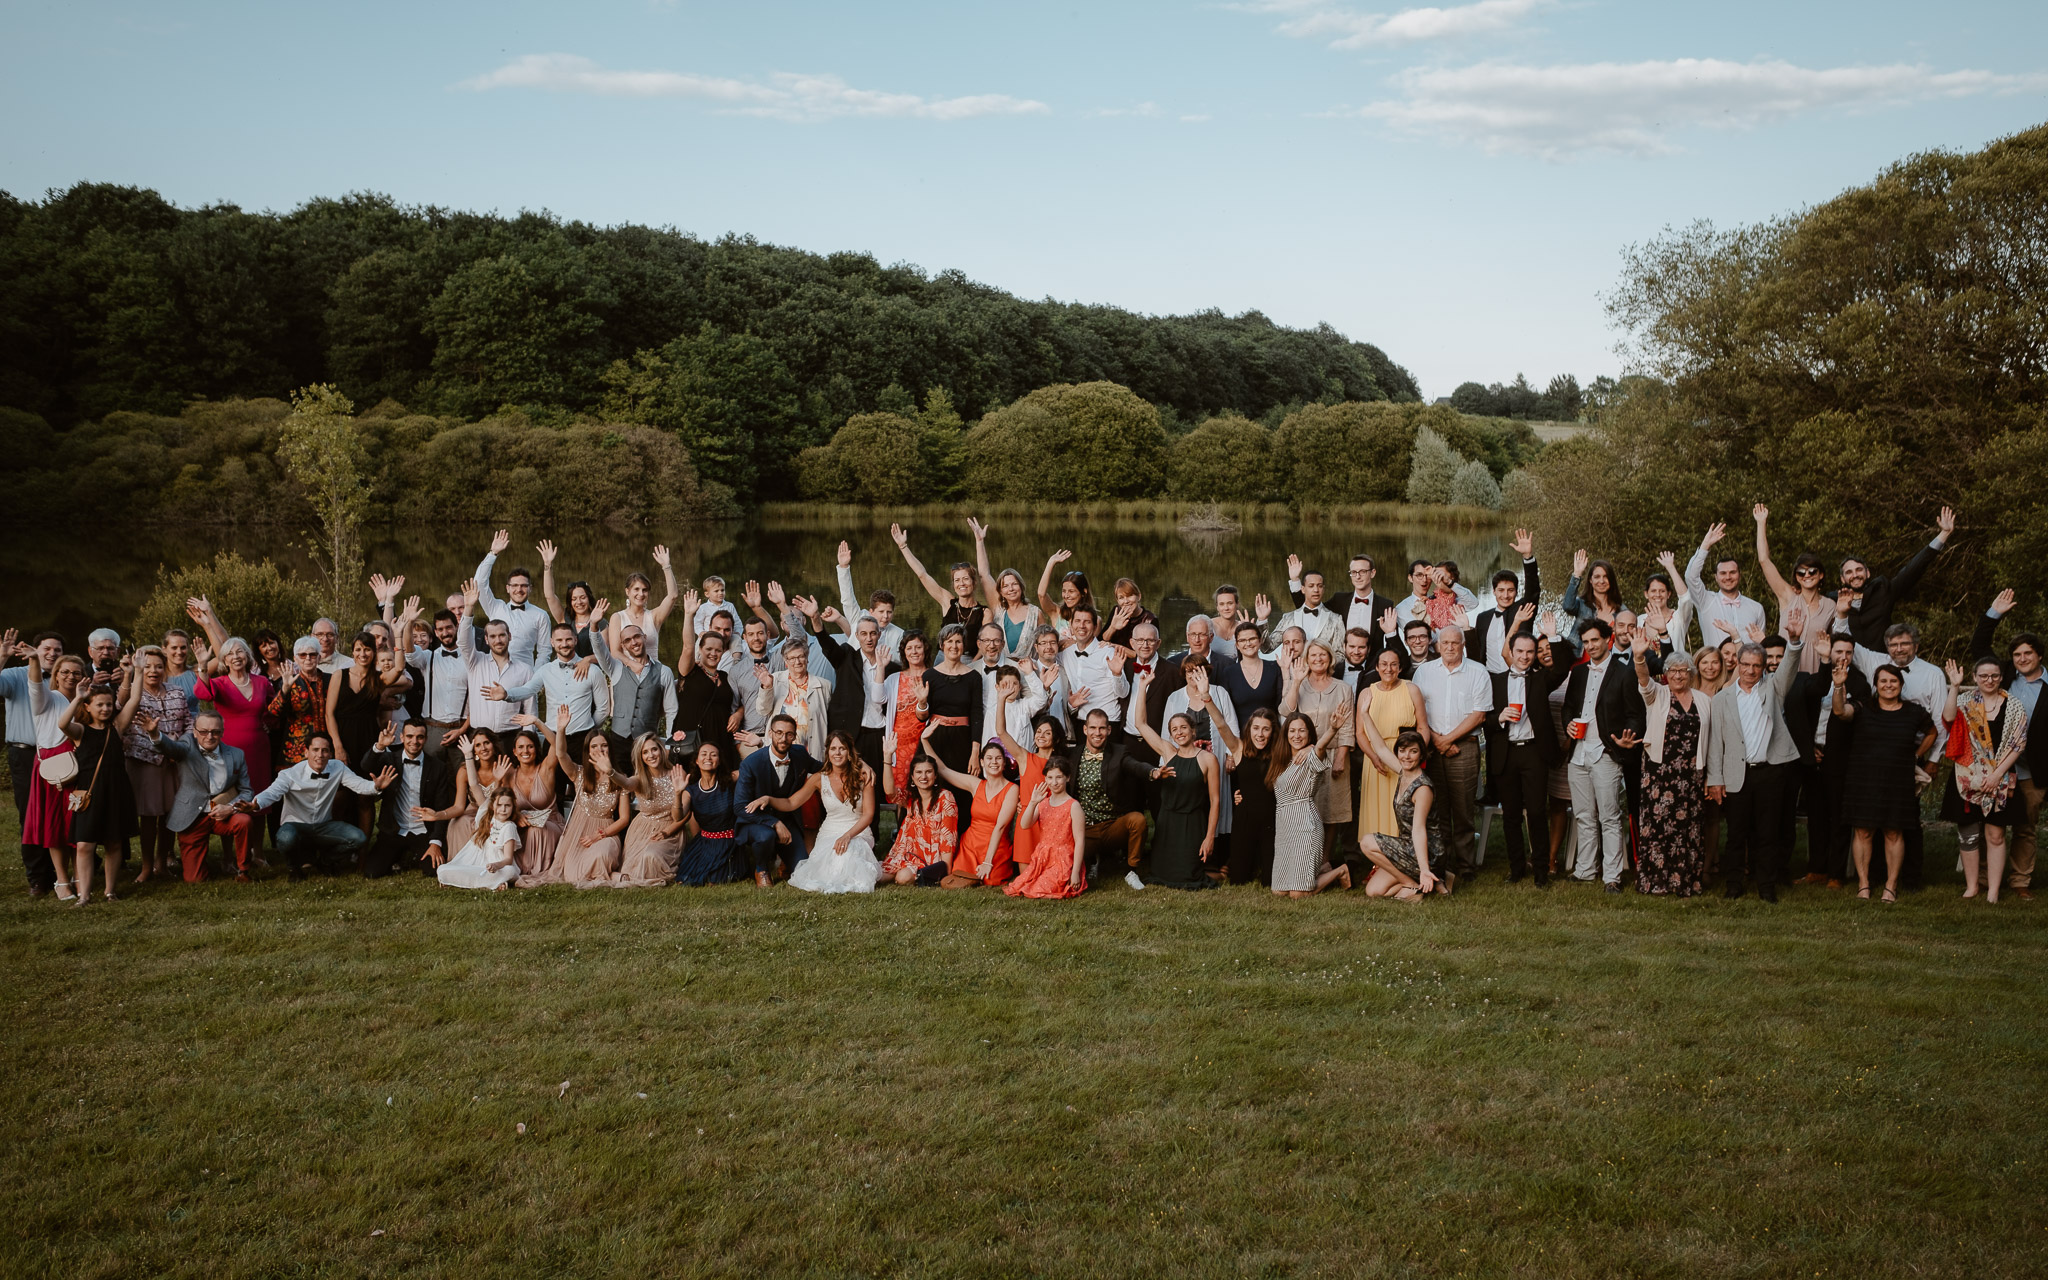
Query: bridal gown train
788 776 880 894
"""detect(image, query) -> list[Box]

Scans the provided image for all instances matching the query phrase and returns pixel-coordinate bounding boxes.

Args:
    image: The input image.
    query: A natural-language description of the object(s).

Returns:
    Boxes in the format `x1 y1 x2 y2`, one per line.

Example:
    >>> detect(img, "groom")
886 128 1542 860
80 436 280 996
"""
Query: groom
734 714 822 888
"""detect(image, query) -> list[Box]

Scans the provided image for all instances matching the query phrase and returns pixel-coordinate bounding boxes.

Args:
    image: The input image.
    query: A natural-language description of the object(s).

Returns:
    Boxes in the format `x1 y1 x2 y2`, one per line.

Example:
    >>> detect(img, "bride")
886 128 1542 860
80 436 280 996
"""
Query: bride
769 731 883 894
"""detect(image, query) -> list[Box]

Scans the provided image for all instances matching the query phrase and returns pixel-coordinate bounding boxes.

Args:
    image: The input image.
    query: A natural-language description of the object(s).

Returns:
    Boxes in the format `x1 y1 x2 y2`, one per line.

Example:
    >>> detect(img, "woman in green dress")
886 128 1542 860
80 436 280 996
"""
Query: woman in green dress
1130 672 1218 889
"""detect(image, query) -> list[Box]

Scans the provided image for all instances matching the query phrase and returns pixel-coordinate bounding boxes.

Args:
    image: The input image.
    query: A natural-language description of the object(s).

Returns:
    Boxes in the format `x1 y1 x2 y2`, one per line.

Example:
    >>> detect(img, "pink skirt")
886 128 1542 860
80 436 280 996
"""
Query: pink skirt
23 746 72 848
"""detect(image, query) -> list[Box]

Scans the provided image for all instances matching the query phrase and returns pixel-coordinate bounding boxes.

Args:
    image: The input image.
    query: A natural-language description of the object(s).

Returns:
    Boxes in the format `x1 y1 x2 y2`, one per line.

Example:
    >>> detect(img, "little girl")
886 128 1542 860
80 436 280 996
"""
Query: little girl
437 788 521 891
1004 756 1087 899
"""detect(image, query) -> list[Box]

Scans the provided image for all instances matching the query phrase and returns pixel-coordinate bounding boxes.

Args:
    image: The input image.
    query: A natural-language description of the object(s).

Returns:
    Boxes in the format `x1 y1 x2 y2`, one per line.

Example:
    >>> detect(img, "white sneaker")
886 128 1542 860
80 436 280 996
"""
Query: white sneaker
1124 871 1145 891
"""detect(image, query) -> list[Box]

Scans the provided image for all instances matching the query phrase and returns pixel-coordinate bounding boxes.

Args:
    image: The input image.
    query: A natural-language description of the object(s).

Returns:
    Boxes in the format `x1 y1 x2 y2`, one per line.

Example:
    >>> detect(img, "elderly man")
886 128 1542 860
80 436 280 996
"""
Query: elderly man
86 627 123 690
310 617 351 675
1846 620 1946 890
1706 614 1805 901
147 709 254 882
1544 618 1646 890
1143 615 1215 729
1413 626 1493 881
474 529 550 667
1119 622 1166 756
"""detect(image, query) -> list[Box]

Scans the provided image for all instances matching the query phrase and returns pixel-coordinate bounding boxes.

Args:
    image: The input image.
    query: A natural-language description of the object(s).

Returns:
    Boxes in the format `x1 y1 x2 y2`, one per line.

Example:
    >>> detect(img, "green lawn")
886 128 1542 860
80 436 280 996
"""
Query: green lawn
2 812 2043 1278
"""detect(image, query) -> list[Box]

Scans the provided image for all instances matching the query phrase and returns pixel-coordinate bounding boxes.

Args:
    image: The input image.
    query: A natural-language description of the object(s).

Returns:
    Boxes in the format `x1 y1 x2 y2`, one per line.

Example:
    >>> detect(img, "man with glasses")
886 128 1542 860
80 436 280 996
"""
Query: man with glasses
147 710 255 882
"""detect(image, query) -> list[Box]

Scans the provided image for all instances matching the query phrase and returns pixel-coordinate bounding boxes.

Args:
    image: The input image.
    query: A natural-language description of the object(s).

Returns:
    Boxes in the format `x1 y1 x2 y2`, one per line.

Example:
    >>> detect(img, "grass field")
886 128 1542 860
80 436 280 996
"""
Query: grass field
3 811 2043 1278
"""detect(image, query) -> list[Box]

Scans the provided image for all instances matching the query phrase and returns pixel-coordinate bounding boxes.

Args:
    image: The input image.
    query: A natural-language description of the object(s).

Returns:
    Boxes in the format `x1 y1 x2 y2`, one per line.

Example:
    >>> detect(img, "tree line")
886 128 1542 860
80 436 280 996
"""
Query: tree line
1513 122 2048 650
0 183 1420 501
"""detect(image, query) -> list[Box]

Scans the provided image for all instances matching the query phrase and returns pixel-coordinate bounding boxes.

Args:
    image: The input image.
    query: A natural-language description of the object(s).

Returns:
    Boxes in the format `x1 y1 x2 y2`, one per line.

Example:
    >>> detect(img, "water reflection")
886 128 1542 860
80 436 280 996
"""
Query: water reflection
3 516 1513 651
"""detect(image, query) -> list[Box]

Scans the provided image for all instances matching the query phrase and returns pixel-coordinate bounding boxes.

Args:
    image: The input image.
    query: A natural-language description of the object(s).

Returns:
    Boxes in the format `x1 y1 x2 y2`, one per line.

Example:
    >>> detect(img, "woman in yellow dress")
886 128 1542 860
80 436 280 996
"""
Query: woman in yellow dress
1355 647 1428 838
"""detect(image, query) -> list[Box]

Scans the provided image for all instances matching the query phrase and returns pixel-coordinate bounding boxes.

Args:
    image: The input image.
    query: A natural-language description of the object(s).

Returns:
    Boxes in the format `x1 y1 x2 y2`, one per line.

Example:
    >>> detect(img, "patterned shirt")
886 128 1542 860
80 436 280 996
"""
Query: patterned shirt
1077 749 1113 826
123 684 191 765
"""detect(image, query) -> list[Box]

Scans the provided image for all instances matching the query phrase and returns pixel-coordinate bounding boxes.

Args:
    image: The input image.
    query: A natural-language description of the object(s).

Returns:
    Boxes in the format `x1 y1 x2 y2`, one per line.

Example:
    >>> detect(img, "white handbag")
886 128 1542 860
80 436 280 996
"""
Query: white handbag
37 750 78 785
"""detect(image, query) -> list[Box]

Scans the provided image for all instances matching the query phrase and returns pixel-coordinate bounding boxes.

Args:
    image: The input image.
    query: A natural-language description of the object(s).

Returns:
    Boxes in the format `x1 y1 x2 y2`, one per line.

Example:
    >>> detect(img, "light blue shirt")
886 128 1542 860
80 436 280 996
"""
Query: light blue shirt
2011 666 2044 782
0 666 48 746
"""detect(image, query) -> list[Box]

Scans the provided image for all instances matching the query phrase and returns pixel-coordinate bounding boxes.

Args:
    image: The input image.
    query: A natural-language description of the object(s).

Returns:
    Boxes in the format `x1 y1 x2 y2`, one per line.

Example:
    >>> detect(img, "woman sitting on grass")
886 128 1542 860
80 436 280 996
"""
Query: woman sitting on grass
437 787 521 891
880 755 957 885
1359 730 1441 901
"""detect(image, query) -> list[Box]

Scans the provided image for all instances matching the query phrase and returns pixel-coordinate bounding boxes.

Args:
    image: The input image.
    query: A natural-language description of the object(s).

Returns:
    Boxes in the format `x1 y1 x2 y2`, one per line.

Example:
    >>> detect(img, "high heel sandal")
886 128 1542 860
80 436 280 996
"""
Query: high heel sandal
54 880 75 901
1857 885 1870 900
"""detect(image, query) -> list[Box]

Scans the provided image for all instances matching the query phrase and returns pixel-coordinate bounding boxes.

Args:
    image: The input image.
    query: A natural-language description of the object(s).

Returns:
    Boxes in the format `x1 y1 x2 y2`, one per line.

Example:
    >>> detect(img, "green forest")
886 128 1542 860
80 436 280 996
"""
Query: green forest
0 183 1418 502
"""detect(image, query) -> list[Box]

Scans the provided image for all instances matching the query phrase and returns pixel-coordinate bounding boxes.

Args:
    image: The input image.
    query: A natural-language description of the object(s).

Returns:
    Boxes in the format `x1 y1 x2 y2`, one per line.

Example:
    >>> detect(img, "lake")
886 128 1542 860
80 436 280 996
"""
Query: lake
3 513 1518 652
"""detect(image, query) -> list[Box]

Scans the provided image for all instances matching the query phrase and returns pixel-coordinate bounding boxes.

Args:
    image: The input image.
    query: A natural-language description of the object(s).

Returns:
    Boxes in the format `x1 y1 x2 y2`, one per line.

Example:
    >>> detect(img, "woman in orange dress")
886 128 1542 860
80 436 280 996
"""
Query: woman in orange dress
1005 756 1086 899
880 631 930 801
994 688 1066 873
880 756 957 885
925 727 1016 888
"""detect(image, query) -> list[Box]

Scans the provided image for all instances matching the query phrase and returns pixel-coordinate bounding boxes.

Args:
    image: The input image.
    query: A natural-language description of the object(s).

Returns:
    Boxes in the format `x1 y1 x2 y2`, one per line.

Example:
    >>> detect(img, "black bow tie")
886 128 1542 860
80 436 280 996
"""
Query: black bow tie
404 756 422 767
510 603 527 610
1303 607 1322 616
1073 649 1090 658
439 646 458 655
557 660 575 670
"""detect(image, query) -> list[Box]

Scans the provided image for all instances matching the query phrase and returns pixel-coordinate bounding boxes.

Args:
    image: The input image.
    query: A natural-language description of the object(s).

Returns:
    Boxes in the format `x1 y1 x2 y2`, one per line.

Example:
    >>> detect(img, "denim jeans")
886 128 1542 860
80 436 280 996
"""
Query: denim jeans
276 820 369 875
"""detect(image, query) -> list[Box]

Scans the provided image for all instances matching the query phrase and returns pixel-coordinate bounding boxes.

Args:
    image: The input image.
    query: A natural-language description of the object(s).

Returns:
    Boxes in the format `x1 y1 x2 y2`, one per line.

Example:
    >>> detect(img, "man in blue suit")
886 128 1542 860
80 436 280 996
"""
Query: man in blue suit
146 710 254 882
734 713 821 887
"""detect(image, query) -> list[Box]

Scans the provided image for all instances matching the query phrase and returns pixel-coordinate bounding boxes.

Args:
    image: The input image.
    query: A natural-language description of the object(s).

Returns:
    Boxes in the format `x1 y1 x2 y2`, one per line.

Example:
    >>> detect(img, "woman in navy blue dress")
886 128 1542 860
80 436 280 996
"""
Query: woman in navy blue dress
675 741 740 885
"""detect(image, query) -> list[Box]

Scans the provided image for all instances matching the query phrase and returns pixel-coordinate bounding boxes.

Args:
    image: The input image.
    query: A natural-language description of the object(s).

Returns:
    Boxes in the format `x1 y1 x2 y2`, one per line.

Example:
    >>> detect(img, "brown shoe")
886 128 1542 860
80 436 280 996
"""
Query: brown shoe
1797 872 1828 885
753 871 772 889
1826 879 1844 889
2017 888 2034 901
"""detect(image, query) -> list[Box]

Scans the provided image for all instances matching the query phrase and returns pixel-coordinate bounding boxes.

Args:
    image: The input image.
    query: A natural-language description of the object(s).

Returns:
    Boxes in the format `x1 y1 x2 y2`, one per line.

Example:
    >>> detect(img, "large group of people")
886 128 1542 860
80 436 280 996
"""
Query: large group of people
6 505 2036 908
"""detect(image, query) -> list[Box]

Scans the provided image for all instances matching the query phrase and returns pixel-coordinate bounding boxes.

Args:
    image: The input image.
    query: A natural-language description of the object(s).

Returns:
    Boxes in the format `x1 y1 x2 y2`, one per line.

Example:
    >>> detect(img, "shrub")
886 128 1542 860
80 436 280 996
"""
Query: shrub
1405 426 1462 504
131 552 325 650
1167 414 1274 501
387 417 730 525
962 382 1168 501
1448 458 1503 510
1269 402 1416 502
1500 468 1542 512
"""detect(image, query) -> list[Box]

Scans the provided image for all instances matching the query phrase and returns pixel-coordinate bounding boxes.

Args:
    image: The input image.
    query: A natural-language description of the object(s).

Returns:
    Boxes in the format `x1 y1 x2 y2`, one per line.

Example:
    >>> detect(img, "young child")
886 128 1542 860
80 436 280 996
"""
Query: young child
693 575 742 634
437 787 521 891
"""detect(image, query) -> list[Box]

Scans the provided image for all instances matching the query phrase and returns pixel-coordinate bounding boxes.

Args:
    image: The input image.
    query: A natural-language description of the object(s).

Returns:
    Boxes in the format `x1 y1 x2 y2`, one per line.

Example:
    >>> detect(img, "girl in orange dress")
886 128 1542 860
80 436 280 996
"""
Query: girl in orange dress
925 727 1016 888
881 632 930 800
1005 757 1086 899
880 756 958 885
995 692 1067 873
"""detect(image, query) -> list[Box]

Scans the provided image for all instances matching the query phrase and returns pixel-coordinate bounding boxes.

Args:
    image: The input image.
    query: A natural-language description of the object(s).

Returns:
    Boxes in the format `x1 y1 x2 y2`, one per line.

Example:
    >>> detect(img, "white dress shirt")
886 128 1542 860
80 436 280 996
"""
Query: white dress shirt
454 621 532 734
407 645 470 723
1735 681 1773 764
859 652 892 730
1059 645 1128 725
1413 656 1492 738
976 660 1045 742
474 550 550 667
393 750 429 837
253 760 382 827
1572 654 1614 767
1504 669 1535 742
1683 546 1768 645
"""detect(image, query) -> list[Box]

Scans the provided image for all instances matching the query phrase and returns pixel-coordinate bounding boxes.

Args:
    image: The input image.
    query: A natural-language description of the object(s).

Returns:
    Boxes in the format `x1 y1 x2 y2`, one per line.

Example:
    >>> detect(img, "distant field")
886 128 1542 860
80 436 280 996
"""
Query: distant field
3 813 2041 1278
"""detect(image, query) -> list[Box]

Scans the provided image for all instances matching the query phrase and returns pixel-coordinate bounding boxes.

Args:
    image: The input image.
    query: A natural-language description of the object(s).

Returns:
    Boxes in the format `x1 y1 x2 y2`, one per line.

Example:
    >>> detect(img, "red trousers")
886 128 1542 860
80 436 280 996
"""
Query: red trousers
178 812 253 881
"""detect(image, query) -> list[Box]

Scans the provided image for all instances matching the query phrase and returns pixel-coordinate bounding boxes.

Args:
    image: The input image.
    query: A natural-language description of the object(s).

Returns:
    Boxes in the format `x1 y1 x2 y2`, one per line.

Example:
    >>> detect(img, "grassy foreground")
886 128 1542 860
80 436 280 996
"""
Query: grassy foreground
2 812 2043 1278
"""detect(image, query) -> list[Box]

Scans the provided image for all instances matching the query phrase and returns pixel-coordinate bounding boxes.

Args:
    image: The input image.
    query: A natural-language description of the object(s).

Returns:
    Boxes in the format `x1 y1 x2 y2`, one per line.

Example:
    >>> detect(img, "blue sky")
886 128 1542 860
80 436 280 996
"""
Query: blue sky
4 1 2044 398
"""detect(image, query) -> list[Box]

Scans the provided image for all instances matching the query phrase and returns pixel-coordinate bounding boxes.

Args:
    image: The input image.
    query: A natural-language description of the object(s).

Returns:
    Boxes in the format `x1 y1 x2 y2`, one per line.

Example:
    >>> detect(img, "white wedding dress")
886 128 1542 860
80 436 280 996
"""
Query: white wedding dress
788 776 879 894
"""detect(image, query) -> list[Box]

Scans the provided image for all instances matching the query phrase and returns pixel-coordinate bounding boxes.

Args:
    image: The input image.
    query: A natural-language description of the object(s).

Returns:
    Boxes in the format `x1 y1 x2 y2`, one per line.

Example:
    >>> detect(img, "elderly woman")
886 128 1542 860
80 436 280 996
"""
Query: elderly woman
1940 656 2028 903
121 645 191 883
1280 639 1355 864
759 636 831 763
1633 634 1709 896
184 601 277 802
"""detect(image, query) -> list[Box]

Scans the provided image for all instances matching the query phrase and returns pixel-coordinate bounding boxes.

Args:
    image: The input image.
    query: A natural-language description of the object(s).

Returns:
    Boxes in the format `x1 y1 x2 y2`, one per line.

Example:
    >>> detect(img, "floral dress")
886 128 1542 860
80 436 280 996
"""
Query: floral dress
1636 697 1705 896
884 790 958 877
267 671 329 766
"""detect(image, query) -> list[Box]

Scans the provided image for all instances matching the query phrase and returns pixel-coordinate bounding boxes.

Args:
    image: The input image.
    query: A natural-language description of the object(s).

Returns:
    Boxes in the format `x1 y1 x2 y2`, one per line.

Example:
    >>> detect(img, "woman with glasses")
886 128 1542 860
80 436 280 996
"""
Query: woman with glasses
1753 504 1836 673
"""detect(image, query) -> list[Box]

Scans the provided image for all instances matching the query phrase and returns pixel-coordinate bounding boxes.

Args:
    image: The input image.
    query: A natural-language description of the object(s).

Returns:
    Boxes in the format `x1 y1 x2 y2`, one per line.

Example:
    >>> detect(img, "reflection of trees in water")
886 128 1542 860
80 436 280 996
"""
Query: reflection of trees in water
6 516 1516 653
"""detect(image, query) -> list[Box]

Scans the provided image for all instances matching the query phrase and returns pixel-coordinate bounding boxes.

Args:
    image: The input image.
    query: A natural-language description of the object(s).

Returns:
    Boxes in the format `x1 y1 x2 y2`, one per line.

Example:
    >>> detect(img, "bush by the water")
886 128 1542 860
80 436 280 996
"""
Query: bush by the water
961 382 1169 502
130 552 324 648
796 388 966 505
1166 413 1276 502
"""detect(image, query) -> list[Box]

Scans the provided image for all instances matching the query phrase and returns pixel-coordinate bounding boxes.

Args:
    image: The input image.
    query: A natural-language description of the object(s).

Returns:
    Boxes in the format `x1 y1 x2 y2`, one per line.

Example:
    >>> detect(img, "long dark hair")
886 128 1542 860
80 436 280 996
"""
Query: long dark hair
906 752 946 816
1266 711 1317 789
1585 559 1622 614
1240 707 1280 765
1059 570 1095 621
825 730 864 803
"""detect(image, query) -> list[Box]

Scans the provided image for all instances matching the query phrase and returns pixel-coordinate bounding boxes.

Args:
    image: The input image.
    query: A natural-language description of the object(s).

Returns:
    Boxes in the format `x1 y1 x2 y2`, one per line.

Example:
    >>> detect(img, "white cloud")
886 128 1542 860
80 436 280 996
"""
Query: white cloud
1351 58 2048 157
1095 101 1166 117
458 54 1050 122
1246 0 1550 49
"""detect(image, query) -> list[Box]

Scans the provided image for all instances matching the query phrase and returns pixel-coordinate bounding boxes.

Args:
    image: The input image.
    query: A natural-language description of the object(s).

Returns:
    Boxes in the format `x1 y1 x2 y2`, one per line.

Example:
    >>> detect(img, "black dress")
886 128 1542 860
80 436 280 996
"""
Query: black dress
923 666 982 830
1840 702 1935 833
69 724 138 847
332 673 382 768
1213 658 1284 724
1146 751 1214 889
1229 752 1276 885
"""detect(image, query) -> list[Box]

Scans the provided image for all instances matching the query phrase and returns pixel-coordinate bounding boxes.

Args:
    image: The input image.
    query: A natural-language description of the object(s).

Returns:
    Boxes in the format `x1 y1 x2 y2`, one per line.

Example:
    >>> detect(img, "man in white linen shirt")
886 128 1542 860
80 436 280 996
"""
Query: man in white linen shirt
1683 521 1768 648
1412 627 1493 879
455 582 533 746
474 529 549 668
240 734 394 879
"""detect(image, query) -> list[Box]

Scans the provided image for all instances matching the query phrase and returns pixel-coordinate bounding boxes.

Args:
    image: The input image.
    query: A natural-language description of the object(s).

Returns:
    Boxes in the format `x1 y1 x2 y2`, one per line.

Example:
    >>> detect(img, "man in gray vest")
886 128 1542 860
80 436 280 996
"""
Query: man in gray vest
589 621 676 759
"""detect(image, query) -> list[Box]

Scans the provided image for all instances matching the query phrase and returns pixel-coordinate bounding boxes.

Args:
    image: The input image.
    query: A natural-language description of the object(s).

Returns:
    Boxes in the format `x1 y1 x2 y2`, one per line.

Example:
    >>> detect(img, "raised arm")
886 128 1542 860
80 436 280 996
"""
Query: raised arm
1036 549 1072 619
1888 506 1955 606
890 523 953 610
1685 524 1724 603
475 529 510 613
1129 674 1172 757
537 539 565 622
549 706 575 780
919 720 981 791
1752 504 1794 604
740 581 779 639
185 597 233 674
645 545 679 627
968 517 1001 607
835 542 865 623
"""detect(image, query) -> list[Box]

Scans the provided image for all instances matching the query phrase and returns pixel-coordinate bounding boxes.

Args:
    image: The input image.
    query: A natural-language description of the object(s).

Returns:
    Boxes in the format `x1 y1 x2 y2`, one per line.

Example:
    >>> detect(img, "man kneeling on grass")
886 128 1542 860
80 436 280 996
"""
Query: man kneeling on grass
238 734 396 879
1064 709 1153 889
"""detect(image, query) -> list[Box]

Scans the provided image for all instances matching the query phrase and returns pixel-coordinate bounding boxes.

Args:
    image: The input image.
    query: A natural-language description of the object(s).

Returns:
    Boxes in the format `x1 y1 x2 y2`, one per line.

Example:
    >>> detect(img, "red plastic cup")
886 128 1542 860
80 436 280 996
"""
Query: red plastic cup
1568 717 1590 740
1505 703 1525 723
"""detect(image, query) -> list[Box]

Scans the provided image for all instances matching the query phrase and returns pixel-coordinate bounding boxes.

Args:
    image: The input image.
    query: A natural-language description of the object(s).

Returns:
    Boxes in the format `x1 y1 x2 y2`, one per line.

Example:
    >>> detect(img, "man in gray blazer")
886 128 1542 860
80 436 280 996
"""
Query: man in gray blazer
1705 613 1805 901
148 710 254 883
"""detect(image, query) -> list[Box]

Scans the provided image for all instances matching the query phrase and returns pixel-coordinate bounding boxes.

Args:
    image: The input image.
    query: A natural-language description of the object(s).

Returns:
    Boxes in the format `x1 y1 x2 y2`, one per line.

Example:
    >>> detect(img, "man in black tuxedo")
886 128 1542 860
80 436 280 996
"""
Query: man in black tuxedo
1464 530 1541 673
1064 708 1157 887
1489 631 1565 885
734 713 822 887
1786 632 1870 884
358 720 457 878
1288 551 1400 643
1544 618 1646 889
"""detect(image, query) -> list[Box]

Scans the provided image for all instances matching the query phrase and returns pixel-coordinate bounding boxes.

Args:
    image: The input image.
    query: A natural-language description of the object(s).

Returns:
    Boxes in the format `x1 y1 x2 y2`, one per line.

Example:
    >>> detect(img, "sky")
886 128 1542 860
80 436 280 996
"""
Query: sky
3 0 2044 399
